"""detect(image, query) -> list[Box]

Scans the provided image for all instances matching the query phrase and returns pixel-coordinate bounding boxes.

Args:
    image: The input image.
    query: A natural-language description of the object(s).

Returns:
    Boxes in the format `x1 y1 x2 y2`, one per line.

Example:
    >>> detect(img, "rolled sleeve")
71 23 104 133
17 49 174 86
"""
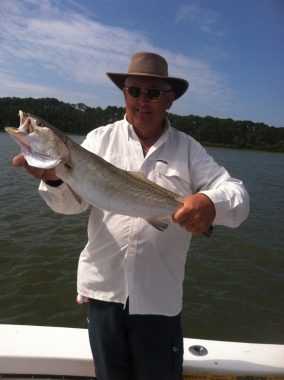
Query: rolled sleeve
38 180 89 215
201 179 249 228
188 140 249 228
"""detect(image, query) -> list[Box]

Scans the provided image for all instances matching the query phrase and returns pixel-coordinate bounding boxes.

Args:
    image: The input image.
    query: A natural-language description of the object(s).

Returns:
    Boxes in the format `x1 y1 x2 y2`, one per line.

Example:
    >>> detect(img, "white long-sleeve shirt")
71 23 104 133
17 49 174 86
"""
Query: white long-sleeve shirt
39 117 249 316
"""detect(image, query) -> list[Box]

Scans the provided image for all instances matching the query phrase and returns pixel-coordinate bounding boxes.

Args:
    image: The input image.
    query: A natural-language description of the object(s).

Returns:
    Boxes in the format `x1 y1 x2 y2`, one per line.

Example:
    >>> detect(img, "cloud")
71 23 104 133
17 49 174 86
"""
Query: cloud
0 0 232 116
0 0 153 85
175 2 224 37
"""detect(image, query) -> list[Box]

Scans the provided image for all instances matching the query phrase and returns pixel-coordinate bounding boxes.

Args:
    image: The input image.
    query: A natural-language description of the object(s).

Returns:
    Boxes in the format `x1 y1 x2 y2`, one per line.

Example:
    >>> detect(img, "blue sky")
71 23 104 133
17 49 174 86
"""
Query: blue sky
0 0 283 127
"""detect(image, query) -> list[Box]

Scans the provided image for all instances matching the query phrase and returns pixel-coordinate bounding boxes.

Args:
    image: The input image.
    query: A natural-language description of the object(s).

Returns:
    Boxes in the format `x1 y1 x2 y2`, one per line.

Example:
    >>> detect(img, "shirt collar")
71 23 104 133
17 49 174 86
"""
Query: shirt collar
123 114 171 145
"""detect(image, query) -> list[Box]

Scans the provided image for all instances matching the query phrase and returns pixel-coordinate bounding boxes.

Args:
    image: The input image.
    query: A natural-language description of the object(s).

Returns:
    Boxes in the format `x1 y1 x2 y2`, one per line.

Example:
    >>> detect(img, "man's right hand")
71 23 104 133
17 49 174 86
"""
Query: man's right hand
12 153 60 182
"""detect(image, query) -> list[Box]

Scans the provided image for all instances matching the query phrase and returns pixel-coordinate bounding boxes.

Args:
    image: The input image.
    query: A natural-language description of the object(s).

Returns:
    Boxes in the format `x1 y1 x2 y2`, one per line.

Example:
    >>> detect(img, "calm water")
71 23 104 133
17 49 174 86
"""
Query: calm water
0 132 283 344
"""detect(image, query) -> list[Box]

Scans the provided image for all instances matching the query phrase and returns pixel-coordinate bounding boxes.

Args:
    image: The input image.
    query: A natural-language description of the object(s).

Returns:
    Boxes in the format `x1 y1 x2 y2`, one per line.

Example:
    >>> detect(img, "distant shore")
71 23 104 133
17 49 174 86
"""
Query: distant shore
1 97 283 153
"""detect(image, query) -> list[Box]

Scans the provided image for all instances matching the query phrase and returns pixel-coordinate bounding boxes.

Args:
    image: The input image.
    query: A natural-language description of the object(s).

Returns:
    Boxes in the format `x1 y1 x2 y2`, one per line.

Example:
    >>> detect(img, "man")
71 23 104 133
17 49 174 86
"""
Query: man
13 52 249 380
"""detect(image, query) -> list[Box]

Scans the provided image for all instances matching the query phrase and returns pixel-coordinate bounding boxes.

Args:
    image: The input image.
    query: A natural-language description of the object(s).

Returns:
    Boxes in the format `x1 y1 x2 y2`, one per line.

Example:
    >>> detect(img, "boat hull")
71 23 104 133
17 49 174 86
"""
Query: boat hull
0 325 283 379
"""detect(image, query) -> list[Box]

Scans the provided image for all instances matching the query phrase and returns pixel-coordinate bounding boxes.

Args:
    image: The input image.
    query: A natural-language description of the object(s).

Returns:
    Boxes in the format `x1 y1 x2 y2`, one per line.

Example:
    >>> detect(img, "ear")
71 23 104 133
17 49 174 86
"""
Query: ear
166 91 175 109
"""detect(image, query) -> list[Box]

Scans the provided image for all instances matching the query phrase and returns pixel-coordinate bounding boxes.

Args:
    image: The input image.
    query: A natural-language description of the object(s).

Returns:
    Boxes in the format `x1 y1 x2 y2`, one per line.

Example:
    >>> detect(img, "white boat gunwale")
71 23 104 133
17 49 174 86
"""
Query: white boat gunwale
0 324 283 379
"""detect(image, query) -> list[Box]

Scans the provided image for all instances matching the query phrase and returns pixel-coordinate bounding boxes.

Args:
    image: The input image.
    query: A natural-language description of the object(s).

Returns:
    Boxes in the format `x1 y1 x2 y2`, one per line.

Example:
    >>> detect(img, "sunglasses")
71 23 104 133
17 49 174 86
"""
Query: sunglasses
123 86 170 101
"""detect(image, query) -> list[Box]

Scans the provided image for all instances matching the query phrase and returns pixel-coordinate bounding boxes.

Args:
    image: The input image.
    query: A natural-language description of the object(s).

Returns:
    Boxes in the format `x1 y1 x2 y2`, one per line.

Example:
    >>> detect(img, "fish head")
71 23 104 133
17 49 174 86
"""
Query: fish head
5 110 69 169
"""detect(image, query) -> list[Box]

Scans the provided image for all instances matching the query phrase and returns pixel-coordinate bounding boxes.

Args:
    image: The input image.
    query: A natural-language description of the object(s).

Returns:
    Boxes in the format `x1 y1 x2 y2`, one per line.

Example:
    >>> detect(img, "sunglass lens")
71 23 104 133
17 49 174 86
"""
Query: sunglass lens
126 86 162 101
128 86 141 98
147 89 161 100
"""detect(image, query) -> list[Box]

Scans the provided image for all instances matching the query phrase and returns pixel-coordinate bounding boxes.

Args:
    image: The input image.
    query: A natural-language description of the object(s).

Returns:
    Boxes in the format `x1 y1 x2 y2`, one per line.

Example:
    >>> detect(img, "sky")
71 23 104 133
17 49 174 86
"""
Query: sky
0 0 283 127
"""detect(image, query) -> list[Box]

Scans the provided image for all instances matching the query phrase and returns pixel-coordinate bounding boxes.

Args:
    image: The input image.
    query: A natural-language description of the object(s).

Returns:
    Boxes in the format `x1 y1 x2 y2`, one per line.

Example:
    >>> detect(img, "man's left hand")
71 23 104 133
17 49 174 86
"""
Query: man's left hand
172 193 216 235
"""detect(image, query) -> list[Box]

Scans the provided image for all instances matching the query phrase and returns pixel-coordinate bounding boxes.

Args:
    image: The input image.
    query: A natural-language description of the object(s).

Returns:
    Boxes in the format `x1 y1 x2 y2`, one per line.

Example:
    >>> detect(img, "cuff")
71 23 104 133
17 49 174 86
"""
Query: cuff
44 179 64 187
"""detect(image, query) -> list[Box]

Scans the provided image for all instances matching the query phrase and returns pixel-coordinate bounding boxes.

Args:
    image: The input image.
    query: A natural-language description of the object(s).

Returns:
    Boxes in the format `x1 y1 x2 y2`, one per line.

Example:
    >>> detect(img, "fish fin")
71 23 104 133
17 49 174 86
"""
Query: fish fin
66 183 84 205
145 217 170 231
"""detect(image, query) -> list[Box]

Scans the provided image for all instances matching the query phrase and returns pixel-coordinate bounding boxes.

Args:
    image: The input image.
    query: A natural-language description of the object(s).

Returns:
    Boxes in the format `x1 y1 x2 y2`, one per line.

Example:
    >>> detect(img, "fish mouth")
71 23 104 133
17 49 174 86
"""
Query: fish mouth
4 111 35 151
4 127 18 133
5 111 35 135
18 111 35 134
5 126 32 152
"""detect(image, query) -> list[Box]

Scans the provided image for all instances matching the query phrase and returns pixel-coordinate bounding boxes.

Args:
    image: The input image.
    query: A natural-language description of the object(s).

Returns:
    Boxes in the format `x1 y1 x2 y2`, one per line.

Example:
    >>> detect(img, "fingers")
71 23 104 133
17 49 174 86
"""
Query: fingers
173 193 216 235
175 215 206 235
27 166 49 180
12 153 27 168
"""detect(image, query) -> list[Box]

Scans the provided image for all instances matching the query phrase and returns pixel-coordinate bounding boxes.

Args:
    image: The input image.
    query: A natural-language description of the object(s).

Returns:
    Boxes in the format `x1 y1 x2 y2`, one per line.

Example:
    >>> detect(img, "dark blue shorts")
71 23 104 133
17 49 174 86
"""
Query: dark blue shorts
88 299 183 380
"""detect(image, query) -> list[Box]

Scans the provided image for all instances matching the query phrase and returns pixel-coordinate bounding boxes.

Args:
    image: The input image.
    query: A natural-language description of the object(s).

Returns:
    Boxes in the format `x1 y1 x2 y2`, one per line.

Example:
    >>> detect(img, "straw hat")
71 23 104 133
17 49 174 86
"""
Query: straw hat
107 52 189 100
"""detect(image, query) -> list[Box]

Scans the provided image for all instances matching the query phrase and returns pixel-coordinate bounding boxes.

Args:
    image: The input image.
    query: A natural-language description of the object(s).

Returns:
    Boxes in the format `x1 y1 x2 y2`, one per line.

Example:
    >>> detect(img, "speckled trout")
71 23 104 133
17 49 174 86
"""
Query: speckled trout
5 111 188 231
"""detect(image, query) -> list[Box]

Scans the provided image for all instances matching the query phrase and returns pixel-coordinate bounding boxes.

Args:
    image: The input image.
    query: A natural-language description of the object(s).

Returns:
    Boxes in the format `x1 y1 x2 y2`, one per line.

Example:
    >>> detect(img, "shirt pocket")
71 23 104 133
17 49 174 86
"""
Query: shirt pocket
152 161 192 197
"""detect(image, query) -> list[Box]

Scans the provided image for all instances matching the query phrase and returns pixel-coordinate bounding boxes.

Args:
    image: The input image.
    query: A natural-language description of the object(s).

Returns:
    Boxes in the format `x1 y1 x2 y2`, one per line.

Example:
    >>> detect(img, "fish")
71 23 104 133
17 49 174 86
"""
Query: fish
5 111 212 235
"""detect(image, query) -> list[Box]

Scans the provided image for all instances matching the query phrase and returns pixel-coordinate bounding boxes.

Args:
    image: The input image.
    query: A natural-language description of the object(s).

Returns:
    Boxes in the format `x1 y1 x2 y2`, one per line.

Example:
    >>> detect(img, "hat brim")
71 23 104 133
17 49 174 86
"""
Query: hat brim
106 72 189 100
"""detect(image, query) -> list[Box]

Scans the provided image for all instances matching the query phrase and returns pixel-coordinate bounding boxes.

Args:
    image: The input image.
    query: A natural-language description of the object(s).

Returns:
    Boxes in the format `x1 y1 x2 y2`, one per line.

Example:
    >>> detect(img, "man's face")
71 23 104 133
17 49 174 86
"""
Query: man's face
123 76 174 138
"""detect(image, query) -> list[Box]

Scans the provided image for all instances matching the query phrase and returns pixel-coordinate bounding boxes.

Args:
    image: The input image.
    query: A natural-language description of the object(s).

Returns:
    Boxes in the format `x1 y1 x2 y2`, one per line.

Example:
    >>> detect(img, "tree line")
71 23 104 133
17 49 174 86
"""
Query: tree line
0 97 283 152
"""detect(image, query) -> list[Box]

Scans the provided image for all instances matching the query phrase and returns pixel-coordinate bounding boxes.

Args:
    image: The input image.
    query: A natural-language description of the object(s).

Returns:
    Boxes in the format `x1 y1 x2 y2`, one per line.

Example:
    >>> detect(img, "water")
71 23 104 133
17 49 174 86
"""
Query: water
0 133 283 344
